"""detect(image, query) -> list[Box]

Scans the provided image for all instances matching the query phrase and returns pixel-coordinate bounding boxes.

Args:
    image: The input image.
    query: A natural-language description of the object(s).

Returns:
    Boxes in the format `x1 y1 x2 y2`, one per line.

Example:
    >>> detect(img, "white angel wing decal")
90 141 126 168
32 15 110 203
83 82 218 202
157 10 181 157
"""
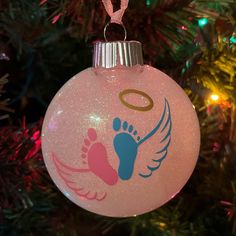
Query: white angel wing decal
52 153 107 201
138 98 172 178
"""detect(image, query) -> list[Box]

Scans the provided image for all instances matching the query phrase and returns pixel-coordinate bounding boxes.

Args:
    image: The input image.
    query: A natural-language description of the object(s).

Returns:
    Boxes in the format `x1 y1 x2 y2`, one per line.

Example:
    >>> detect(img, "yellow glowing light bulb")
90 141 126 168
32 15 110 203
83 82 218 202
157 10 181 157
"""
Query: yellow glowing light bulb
210 94 220 102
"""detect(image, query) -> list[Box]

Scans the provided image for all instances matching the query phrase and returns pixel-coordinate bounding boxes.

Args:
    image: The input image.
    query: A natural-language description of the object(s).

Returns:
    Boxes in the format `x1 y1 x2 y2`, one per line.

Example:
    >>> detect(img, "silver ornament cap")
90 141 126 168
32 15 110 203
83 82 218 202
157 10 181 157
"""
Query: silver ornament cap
93 41 144 68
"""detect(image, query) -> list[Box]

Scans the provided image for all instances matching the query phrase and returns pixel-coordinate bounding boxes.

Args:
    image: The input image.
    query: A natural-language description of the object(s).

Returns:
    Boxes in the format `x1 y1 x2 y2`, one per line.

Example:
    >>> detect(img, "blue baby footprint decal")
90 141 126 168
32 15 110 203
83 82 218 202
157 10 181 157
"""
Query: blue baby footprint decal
113 98 172 180
113 118 140 180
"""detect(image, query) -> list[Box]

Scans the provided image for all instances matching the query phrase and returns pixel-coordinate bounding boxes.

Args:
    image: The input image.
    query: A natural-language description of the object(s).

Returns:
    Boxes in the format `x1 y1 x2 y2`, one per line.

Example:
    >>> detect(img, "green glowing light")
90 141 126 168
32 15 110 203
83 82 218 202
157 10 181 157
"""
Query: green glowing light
230 36 236 44
198 18 208 27
146 0 151 6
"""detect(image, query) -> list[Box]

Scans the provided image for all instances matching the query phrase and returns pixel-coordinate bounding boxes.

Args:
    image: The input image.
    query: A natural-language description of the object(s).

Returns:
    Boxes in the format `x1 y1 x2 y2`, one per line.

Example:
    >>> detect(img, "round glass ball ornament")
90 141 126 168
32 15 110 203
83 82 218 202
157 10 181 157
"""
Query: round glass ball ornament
42 41 200 217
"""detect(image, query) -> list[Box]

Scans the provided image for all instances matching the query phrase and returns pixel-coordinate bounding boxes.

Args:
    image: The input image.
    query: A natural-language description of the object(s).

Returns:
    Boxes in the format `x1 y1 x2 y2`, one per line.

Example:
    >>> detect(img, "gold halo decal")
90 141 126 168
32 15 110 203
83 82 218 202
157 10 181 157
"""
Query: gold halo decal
119 89 154 112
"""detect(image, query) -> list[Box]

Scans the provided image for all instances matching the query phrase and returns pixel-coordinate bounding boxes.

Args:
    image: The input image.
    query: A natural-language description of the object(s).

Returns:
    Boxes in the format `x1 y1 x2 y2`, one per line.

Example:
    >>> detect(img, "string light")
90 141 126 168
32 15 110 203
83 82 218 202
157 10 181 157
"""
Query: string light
146 0 151 6
198 18 208 27
208 93 231 108
230 36 236 44
52 14 62 24
210 94 219 102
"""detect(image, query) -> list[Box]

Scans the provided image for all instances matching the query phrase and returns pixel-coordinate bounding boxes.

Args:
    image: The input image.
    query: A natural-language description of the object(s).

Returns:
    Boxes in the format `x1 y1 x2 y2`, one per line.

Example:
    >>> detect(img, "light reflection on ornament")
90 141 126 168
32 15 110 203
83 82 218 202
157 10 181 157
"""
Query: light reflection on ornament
48 122 56 130
171 190 180 199
57 110 63 115
48 117 57 131
89 114 103 124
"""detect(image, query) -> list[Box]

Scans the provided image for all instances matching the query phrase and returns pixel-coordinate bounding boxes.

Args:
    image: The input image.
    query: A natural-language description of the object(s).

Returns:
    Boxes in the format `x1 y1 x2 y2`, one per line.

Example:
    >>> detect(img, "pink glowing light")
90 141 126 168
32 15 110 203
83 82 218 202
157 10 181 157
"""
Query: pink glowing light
52 14 62 24
40 0 47 5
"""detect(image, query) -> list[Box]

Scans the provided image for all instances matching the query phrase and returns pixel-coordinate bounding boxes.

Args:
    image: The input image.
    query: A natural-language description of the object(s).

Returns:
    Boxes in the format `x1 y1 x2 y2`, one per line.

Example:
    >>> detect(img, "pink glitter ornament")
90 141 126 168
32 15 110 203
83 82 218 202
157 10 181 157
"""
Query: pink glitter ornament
42 40 200 217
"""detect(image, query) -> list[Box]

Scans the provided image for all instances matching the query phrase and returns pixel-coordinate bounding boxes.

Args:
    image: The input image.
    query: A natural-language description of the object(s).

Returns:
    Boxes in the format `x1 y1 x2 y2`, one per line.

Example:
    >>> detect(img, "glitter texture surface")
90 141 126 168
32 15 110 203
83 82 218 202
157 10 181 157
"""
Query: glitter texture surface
41 65 200 217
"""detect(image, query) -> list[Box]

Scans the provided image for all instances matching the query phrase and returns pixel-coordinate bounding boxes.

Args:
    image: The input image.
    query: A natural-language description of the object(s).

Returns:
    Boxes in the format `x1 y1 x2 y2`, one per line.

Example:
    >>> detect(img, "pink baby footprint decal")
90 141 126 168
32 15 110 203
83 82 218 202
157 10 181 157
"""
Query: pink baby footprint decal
81 128 118 185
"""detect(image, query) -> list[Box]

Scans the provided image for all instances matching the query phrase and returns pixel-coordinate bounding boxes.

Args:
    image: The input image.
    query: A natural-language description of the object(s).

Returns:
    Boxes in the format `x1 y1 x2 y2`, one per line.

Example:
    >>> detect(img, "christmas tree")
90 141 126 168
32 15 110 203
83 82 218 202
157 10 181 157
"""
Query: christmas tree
1 0 236 235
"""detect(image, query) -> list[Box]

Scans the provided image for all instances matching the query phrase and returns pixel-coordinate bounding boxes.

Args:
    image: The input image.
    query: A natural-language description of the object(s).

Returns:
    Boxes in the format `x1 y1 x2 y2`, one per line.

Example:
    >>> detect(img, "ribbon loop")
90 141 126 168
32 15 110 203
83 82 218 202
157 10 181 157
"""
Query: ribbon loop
102 0 129 24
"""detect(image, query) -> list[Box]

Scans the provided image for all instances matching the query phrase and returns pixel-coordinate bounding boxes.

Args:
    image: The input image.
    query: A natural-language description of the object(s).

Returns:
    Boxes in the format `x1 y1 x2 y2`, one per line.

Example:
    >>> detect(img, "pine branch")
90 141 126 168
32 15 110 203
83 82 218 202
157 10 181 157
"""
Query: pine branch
0 74 14 120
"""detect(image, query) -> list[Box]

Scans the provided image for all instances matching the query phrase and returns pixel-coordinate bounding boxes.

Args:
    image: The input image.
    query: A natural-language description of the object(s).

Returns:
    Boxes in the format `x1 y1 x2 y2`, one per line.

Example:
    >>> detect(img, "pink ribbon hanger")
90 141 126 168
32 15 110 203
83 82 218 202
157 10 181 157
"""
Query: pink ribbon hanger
102 0 129 24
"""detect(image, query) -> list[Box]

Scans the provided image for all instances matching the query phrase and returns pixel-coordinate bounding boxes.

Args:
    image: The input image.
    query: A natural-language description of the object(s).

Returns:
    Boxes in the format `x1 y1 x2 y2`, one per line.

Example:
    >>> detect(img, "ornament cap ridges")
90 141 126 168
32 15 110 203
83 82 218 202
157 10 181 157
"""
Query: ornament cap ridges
93 41 143 68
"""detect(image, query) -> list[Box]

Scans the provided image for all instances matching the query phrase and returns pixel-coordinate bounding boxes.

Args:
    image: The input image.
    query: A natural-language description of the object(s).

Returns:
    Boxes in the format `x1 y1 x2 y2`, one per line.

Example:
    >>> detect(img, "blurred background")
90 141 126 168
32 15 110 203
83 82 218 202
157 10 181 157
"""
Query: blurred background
0 0 236 235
